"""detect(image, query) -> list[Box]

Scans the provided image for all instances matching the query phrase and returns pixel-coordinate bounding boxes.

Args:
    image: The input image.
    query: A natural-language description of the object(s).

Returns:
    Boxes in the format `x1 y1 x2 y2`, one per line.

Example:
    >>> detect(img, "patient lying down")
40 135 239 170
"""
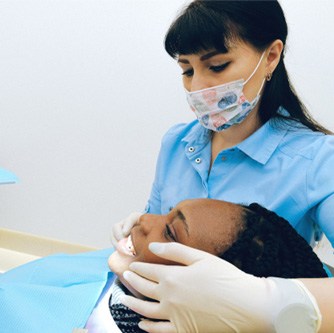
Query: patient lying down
100 199 327 333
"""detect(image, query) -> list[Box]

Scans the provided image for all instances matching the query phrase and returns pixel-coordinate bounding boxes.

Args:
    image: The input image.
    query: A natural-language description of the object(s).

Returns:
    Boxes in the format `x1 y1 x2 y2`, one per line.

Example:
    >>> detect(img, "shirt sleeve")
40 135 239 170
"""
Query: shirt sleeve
315 195 334 247
145 180 161 214
144 123 188 215
144 134 166 215
307 136 334 247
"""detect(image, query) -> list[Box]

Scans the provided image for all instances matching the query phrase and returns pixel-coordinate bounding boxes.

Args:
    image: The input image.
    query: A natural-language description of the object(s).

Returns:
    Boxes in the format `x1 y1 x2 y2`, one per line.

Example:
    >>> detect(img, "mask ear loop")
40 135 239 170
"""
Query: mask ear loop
256 77 266 97
243 51 266 86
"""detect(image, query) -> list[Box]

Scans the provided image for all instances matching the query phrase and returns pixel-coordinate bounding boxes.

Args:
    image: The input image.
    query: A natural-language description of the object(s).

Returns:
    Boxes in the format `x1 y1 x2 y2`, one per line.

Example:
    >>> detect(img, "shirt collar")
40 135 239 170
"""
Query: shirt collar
181 117 289 165
237 120 288 165
181 120 212 146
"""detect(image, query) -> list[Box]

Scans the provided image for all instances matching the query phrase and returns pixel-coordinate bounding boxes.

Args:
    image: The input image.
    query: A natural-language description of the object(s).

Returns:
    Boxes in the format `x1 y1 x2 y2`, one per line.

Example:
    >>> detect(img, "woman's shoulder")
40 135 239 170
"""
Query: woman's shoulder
280 125 334 159
161 119 202 143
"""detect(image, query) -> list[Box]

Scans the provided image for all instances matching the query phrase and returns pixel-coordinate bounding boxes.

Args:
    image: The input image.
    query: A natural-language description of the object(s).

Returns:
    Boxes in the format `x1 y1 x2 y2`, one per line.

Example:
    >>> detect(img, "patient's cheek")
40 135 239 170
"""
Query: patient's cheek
108 251 134 276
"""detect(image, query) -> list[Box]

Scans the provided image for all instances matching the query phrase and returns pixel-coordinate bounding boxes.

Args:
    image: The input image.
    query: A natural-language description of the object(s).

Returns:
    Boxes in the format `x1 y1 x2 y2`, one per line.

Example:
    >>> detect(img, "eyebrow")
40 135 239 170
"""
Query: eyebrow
172 209 189 237
177 50 226 64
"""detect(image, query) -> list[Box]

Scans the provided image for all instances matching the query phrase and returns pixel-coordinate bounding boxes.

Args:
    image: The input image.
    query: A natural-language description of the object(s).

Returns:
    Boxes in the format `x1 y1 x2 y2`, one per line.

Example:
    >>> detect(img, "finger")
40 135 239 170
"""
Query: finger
110 223 124 247
128 261 171 283
120 294 168 320
123 270 159 300
122 212 142 234
139 320 177 333
110 225 119 248
148 242 210 266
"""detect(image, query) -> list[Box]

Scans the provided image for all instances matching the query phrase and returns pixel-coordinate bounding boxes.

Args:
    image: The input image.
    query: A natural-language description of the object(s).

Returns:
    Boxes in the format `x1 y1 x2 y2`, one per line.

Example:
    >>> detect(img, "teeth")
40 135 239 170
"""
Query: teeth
126 235 136 256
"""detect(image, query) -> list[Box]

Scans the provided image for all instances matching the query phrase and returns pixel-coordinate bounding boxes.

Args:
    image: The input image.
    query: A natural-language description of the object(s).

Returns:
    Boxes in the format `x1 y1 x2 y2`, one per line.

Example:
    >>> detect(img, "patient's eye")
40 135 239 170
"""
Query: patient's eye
164 224 176 241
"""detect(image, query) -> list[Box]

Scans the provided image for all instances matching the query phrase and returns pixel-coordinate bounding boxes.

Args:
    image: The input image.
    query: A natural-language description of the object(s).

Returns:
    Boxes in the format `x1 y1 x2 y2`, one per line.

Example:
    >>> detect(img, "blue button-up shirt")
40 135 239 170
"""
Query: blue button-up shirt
146 111 334 247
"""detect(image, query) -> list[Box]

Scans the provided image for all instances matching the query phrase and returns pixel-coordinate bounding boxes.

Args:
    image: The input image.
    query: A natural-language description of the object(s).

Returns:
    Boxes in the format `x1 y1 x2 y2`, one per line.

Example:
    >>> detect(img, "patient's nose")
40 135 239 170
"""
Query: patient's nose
138 214 161 235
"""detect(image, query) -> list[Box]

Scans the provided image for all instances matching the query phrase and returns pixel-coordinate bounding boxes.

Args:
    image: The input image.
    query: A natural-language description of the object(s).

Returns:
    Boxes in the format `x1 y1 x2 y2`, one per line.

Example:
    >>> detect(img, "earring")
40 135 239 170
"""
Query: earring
266 72 272 82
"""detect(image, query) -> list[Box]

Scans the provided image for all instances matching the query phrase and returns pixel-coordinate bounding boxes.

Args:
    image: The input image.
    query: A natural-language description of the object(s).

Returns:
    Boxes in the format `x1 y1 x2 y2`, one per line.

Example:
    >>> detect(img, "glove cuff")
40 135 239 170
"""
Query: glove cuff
268 277 321 333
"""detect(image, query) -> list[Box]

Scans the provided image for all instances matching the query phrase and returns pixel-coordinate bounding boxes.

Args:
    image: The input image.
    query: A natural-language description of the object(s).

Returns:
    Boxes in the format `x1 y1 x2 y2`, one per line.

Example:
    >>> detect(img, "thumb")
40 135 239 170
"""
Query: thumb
148 242 212 266
122 212 142 234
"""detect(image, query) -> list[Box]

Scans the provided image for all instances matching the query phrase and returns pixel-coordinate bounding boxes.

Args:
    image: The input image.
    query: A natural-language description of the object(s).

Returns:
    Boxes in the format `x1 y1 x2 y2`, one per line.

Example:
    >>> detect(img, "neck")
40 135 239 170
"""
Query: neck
211 110 262 164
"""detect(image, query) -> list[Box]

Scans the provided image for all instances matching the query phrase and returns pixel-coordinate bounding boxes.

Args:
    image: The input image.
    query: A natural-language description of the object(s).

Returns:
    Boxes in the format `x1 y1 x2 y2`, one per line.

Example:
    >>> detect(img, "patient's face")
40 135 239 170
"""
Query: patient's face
108 199 244 289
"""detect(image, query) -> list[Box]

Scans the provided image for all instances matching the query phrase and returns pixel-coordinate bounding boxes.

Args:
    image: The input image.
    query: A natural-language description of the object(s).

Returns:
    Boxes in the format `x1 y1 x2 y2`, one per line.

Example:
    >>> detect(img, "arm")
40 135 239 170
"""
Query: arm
121 243 328 333
300 278 334 333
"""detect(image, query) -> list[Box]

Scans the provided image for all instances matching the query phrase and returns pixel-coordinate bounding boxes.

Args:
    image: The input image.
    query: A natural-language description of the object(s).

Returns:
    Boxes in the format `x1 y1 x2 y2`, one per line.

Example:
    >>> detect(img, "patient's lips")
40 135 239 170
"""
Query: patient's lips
117 235 136 257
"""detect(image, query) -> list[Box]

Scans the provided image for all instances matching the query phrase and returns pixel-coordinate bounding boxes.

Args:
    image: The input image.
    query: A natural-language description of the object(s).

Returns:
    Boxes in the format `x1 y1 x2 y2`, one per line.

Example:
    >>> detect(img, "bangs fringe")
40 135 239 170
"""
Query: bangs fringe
164 2 237 58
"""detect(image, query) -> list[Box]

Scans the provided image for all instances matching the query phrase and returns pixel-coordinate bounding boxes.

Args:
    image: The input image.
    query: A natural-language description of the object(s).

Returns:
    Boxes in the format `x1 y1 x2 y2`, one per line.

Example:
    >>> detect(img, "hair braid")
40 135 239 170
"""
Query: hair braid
220 203 327 278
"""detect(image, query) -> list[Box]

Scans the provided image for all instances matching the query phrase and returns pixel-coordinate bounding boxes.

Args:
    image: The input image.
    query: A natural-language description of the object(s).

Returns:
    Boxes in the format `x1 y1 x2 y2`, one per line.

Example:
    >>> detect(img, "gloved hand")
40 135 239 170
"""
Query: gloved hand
120 242 322 333
110 212 142 248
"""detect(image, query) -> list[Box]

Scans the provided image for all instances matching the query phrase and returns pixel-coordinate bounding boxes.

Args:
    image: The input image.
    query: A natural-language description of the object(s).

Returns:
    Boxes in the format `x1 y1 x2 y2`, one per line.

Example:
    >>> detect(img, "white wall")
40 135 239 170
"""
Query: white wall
1 0 334 249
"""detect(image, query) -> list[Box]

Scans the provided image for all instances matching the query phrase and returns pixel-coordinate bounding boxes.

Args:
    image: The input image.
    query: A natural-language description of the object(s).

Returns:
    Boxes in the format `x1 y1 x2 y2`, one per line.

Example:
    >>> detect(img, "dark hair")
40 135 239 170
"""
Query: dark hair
165 0 331 134
221 203 328 278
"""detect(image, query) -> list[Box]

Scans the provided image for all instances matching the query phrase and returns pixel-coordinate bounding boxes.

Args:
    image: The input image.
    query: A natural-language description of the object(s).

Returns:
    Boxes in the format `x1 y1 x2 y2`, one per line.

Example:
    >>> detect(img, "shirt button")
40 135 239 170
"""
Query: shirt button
195 157 202 164
188 146 195 153
222 156 227 161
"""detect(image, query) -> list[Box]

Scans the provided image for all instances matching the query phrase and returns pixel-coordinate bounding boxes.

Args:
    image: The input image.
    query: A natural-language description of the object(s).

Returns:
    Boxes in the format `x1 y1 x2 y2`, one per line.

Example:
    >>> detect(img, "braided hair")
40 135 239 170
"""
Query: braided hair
220 203 327 278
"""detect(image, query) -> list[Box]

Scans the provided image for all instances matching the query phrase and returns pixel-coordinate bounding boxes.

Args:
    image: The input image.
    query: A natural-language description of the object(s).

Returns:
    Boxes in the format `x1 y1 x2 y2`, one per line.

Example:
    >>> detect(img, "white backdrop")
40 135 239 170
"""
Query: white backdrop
1 0 334 248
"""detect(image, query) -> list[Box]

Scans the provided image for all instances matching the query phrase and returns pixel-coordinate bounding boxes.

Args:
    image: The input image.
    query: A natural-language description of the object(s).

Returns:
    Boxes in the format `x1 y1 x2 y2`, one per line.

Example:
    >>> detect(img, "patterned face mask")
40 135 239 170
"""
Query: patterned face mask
185 52 266 132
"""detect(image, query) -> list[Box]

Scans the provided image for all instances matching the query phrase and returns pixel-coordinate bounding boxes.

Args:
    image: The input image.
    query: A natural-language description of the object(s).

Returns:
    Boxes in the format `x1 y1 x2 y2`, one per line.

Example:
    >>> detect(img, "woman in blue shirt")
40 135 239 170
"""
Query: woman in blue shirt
111 1 334 332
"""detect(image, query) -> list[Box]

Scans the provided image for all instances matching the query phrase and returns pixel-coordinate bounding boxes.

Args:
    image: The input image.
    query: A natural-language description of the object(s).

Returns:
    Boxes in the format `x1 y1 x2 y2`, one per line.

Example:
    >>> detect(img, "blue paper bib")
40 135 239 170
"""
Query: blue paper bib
0 248 114 332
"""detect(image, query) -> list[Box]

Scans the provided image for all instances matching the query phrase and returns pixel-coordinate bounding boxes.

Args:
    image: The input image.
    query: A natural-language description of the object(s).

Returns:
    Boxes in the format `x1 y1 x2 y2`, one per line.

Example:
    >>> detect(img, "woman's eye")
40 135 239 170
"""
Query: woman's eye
181 69 193 77
164 224 176 241
210 63 229 73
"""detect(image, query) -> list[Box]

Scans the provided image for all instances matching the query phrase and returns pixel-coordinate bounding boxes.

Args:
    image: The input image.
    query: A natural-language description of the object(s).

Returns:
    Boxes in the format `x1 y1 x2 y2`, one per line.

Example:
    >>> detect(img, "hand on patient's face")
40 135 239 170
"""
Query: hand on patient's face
110 212 143 248
108 250 146 298
108 198 244 294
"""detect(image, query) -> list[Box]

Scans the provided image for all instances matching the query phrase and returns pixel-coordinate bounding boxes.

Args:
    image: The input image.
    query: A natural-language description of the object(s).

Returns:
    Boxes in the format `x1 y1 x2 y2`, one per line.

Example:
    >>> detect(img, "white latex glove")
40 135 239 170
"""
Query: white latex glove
110 212 142 248
120 242 322 333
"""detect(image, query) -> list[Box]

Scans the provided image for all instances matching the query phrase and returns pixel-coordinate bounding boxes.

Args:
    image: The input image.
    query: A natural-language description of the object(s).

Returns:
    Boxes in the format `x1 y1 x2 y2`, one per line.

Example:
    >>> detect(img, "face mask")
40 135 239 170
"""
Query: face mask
185 52 266 132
